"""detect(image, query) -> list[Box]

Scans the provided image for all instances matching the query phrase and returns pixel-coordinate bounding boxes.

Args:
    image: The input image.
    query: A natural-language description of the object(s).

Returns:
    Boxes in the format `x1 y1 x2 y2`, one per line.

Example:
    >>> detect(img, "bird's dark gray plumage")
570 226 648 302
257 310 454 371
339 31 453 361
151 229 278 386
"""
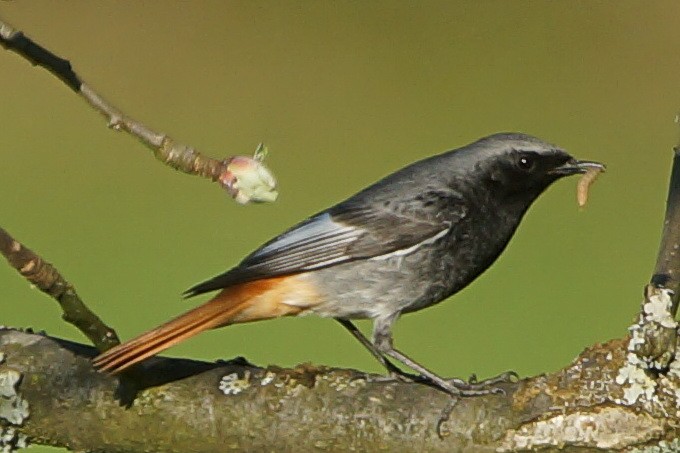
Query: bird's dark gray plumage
96 132 604 395
187 132 595 298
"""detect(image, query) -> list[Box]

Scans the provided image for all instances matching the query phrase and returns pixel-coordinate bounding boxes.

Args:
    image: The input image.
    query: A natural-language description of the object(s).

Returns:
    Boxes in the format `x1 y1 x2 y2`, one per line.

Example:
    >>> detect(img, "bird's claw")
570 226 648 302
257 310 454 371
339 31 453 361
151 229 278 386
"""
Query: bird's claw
367 369 517 399
360 370 419 384
362 374 406 384
446 370 518 391
435 373 517 439
435 385 506 439
389 370 421 383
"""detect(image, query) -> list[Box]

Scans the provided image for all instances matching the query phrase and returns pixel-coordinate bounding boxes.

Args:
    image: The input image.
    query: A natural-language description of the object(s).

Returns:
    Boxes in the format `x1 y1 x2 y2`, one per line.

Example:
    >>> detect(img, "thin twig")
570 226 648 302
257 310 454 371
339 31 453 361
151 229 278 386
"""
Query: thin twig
0 18 278 205
0 227 120 351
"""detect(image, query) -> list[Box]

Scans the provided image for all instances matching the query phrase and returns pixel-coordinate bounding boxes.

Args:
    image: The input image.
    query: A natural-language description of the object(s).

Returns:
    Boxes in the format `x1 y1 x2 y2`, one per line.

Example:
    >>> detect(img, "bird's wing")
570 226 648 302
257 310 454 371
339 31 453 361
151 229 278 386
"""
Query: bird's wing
185 189 466 297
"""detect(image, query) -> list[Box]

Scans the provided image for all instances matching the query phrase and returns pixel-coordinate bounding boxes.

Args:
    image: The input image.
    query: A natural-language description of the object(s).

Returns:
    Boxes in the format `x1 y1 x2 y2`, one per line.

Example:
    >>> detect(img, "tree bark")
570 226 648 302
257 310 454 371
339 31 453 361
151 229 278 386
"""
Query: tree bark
0 326 679 452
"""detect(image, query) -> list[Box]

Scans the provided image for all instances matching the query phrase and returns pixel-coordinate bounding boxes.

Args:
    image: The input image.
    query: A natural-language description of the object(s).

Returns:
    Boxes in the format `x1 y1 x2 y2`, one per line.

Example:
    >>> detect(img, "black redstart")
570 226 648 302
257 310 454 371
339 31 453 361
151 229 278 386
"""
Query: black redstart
94 132 604 395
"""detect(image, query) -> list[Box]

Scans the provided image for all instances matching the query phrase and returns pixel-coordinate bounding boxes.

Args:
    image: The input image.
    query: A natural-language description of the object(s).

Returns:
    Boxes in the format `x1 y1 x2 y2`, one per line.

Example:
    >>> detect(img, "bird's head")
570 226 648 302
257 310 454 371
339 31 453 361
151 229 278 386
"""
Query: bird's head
465 133 604 206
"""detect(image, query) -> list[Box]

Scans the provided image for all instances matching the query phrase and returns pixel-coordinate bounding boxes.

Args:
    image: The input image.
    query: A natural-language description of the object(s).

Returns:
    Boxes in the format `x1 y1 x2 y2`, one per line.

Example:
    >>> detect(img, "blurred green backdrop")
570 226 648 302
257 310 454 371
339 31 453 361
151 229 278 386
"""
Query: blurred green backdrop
1 1 679 451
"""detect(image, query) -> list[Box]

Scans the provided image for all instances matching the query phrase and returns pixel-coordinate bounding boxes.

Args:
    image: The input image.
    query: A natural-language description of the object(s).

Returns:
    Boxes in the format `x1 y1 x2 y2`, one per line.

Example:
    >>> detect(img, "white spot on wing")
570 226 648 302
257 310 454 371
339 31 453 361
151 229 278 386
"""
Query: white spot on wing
301 255 347 269
369 227 450 262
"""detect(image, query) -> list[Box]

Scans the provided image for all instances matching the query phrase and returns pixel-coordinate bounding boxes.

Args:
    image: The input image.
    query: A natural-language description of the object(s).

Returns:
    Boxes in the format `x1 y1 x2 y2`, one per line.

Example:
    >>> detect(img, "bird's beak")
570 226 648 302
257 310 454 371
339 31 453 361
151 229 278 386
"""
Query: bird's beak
549 159 606 176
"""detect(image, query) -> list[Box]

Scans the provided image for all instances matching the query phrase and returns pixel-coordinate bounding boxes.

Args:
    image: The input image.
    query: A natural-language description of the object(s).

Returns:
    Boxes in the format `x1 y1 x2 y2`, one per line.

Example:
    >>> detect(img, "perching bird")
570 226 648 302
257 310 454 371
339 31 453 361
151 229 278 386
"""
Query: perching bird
94 132 604 395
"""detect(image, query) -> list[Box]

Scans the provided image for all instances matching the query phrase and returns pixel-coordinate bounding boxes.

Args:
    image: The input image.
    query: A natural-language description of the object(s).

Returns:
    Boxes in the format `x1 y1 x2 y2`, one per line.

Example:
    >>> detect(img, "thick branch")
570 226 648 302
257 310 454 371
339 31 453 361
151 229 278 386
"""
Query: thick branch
652 146 680 313
627 139 680 371
0 227 119 352
1 328 678 452
0 18 278 205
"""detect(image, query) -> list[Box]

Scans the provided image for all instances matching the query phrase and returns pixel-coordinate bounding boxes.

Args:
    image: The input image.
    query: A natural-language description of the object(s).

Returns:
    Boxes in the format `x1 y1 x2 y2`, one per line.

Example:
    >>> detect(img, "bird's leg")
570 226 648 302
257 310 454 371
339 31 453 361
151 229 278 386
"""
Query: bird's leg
447 371 519 390
372 314 504 397
336 319 417 382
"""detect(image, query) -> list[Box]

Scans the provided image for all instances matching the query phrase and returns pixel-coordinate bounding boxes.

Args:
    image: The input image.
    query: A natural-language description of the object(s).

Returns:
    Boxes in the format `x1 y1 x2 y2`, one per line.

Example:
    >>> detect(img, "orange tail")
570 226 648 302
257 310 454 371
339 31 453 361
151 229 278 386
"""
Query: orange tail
93 276 315 374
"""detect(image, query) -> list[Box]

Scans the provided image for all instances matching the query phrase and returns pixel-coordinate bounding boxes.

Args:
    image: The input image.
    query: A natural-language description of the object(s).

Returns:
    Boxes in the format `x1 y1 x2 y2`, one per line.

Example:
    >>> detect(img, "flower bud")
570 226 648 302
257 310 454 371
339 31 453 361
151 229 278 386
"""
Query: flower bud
220 156 278 204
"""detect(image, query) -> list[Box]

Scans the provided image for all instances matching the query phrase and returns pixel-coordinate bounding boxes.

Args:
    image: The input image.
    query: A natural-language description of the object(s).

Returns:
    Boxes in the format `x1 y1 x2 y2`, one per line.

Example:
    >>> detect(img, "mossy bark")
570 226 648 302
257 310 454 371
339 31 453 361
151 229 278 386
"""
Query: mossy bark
1 328 679 452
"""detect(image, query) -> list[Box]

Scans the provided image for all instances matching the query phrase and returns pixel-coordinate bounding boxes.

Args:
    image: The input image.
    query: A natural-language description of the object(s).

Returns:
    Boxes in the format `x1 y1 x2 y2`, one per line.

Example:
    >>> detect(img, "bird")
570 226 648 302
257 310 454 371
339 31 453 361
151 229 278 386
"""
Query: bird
94 132 604 395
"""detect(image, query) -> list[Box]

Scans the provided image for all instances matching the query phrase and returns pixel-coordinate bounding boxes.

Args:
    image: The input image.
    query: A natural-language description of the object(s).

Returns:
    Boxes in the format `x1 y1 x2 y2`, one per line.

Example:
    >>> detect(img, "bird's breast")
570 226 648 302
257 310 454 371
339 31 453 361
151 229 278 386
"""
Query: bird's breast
303 203 524 320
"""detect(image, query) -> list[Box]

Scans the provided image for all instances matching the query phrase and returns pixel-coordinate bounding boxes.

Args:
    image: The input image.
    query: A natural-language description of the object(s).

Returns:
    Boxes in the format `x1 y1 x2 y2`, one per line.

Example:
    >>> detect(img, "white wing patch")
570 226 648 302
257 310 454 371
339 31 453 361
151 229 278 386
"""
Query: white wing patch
369 226 450 262
241 210 453 276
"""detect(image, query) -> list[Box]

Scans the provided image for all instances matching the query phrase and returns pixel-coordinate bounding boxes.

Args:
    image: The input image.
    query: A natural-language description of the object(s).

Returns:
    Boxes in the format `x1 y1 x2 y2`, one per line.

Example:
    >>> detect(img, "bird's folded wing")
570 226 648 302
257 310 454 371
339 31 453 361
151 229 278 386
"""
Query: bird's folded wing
185 190 466 296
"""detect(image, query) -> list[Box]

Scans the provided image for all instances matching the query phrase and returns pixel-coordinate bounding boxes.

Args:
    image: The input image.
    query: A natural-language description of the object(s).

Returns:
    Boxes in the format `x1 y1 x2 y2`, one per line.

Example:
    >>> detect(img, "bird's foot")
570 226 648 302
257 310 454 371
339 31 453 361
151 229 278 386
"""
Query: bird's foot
440 380 505 396
362 368 421 384
414 370 518 397
435 372 518 439
363 367 518 400
366 370 518 396
395 372 507 397
389 370 421 383
446 370 519 391
436 397 459 439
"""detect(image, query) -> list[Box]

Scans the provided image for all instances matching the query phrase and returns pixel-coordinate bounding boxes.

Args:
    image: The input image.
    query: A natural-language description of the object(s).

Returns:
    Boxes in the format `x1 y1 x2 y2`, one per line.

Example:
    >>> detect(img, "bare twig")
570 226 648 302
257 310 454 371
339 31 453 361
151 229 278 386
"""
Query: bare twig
0 227 119 351
0 18 278 205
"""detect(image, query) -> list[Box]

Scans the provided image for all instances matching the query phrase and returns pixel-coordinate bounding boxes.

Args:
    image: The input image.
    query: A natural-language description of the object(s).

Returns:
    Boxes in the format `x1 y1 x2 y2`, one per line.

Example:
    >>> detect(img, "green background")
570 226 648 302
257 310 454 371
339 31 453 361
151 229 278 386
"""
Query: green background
1 2 679 451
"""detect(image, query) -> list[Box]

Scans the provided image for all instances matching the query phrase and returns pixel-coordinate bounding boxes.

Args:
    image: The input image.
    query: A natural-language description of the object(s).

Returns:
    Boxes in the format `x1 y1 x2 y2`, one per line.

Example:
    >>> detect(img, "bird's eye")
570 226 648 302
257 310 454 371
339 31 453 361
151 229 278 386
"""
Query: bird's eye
516 154 536 172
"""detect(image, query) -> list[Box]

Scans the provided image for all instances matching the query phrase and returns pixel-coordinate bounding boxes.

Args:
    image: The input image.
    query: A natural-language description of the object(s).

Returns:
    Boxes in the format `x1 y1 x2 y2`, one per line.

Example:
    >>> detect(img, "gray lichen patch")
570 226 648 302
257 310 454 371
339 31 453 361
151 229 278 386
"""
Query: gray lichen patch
497 407 664 451
0 371 20 399
0 370 29 425
642 290 677 329
319 372 367 394
0 330 41 348
0 427 28 453
628 287 677 369
614 353 658 407
630 438 680 453
259 371 276 386
660 355 680 416
614 287 680 412
219 371 252 396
